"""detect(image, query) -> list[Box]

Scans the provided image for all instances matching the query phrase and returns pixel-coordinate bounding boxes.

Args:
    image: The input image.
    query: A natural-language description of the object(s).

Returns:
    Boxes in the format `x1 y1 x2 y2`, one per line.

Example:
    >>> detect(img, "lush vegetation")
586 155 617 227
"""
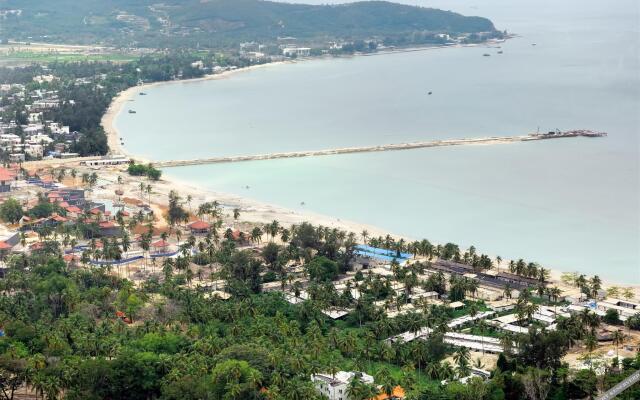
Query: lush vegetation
127 163 162 181
0 0 499 48
0 213 638 399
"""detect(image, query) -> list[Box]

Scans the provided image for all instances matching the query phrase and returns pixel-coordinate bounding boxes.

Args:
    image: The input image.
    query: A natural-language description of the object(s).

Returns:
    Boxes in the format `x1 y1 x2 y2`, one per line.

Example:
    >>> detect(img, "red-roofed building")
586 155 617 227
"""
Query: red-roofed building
151 239 170 248
50 215 67 223
0 167 16 192
63 254 80 267
66 205 82 215
29 242 45 251
99 221 120 237
0 241 13 251
151 239 173 254
188 220 210 235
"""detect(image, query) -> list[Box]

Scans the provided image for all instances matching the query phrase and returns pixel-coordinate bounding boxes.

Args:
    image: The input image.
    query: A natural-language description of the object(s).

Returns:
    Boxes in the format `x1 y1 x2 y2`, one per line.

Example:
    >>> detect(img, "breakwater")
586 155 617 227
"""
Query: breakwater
153 130 606 168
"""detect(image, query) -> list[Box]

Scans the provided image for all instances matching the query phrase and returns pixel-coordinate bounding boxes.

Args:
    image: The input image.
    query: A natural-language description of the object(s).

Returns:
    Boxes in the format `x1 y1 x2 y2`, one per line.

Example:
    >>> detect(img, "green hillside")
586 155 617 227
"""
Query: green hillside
0 0 498 48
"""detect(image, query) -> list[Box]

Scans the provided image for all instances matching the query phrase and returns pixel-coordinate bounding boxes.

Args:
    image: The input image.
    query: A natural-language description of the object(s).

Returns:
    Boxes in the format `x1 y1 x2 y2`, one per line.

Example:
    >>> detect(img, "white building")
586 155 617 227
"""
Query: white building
80 155 130 167
27 134 54 145
0 134 22 148
25 144 44 158
311 371 374 400
282 47 311 57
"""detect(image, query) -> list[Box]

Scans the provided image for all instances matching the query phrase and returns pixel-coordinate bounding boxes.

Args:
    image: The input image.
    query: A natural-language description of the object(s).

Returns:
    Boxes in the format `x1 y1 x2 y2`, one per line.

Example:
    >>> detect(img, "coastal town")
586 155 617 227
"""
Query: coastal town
0 152 637 398
0 0 638 399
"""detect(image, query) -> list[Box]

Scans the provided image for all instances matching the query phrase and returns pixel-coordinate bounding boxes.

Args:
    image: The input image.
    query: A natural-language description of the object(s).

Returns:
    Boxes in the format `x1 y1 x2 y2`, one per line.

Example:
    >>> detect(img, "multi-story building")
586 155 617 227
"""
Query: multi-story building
311 371 374 400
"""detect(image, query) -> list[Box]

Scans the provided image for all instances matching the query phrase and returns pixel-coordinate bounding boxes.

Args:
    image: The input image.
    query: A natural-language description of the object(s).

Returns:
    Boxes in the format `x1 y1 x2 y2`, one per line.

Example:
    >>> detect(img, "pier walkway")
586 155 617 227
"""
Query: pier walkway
154 130 605 168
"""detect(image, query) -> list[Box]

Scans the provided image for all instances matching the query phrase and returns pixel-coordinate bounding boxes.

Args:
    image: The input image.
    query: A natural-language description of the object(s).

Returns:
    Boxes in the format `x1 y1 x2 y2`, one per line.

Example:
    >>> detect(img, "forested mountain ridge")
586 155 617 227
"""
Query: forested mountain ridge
0 0 498 48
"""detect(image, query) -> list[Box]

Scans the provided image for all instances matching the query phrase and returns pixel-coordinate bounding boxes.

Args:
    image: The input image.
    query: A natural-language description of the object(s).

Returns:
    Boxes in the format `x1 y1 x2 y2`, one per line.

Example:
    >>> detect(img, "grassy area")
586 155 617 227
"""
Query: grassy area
450 300 491 318
465 326 503 338
360 360 441 387
0 50 136 65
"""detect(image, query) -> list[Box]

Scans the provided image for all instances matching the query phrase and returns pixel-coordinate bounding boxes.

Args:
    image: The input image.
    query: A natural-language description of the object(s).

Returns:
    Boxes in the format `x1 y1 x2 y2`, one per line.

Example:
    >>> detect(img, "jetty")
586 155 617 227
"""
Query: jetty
154 130 605 168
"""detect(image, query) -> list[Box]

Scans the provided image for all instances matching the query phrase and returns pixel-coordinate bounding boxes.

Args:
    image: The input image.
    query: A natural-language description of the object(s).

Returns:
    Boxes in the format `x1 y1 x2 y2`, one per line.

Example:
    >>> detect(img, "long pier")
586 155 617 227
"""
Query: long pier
154 130 606 168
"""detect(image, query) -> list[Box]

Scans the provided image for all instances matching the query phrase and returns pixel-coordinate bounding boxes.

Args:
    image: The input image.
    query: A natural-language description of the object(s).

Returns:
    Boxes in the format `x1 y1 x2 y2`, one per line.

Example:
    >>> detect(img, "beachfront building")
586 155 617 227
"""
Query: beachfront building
311 371 374 400
80 155 130 167
282 47 311 57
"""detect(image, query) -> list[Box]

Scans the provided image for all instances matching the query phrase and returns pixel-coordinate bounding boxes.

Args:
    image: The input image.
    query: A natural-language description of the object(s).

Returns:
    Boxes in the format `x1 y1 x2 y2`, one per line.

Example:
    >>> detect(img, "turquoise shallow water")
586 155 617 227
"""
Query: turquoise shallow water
116 0 640 283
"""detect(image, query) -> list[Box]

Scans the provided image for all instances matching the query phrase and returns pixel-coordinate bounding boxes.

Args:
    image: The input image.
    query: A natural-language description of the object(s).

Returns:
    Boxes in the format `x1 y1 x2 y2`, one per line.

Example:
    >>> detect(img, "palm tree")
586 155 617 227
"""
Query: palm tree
374 366 397 398
250 226 263 244
503 284 513 299
584 333 598 370
360 230 369 245
453 347 471 378
611 330 624 361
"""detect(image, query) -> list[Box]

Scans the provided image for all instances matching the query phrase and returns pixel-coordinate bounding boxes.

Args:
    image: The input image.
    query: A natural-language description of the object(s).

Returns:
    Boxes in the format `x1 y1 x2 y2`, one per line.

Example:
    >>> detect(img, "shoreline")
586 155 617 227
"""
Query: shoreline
102 60 294 160
101 39 503 158
99 47 638 293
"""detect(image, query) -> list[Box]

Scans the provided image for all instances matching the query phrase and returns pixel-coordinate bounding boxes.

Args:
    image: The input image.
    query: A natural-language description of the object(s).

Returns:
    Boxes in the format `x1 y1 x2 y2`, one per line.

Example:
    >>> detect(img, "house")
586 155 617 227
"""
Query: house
9 154 25 163
151 239 172 254
98 221 121 237
0 167 16 192
65 205 83 218
282 47 311 57
607 298 639 311
188 220 210 235
25 144 44 158
311 371 374 400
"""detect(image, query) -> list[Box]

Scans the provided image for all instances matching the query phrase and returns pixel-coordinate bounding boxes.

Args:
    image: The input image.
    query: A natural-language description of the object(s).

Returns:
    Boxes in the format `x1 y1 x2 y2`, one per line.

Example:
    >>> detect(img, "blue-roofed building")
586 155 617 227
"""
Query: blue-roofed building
353 244 411 267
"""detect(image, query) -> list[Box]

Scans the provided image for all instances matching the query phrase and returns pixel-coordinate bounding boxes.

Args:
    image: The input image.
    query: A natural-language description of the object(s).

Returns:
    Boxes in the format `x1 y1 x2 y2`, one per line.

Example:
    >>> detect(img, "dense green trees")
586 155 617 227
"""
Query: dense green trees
307 256 339 282
128 163 162 181
0 216 637 399
0 198 23 224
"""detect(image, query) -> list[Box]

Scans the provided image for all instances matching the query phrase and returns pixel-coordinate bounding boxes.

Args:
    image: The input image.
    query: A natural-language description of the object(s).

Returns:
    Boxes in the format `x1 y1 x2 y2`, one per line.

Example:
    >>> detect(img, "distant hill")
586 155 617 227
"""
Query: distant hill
0 0 498 48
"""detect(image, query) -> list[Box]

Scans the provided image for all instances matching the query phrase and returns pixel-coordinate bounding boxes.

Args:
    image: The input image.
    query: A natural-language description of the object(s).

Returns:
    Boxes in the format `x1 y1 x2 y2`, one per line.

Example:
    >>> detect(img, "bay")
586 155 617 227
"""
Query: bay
115 0 640 283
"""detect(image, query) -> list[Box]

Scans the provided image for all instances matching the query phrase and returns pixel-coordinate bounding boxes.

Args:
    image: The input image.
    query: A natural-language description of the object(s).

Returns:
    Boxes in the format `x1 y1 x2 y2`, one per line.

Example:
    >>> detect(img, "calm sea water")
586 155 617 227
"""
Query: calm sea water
115 0 640 283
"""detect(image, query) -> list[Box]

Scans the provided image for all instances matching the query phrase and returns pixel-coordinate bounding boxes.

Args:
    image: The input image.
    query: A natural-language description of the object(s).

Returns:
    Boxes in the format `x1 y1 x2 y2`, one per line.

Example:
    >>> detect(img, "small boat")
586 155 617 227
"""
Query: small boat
483 53 491 57
532 43 537 46
300 201 305 206
128 110 136 114
497 50 503 54
428 91 432 95
139 92 147 96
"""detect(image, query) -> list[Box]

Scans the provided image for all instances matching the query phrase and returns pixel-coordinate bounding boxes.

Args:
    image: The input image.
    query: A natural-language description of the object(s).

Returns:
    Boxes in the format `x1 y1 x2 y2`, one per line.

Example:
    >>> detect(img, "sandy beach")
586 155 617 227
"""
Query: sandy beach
98 55 639 294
